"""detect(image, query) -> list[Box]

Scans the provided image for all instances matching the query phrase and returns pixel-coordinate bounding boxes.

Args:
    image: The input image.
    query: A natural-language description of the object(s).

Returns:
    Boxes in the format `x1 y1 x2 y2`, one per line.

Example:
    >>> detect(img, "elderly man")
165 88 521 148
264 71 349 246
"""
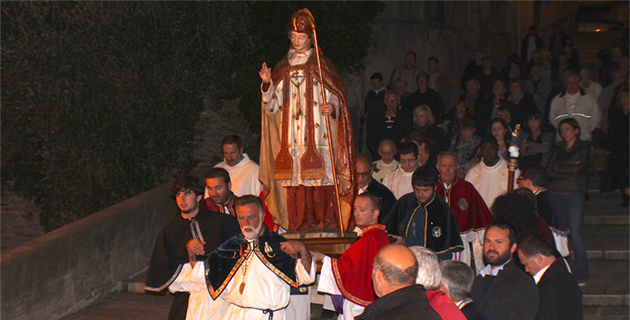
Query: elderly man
387 166 463 260
367 90 412 161
174 195 316 320
436 151 492 271
145 175 240 320
258 9 355 230
440 260 486 320
207 135 263 199
410 247 467 320
313 192 391 319
471 221 539 320
371 139 399 182
518 234 582 320
356 155 396 225
549 72 601 142
382 142 420 199
356 245 441 320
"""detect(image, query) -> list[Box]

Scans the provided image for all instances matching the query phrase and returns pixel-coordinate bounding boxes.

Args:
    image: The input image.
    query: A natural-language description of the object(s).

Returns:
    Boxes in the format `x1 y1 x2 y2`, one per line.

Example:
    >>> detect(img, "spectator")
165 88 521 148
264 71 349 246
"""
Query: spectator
410 246 467 320
546 118 590 285
411 105 448 151
363 72 387 127
440 260 486 320
549 73 601 143
579 68 602 101
523 63 553 118
493 107 512 125
599 68 628 130
507 78 536 128
517 234 583 320
476 56 500 97
470 221 539 320
389 51 424 94
461 78 482 115
366 90 412 161
393 79 410 107
405 72 446 123
597 47 617 87
356 155 397 225
448 118 481 178
435 151 492 271
519 110 554 167
520 26 544 65
386 166 464 260
474 79 516 136
444 98 473 138
427 56 455 112
500 53 523 82
372 139 400 183
549 24 572 62
518 165 569 257
489 118 513 160
356 245 441 320
382 142 420 199
465 135 518 208
461 49 485 91
605 85 629 207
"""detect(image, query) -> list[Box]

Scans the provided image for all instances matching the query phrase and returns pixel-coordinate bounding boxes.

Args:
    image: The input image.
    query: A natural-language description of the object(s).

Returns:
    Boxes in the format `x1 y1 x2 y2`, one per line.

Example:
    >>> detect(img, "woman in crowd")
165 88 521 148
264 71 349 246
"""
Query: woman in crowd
605 85 629 207
489 117 513 160
519 110 554 167
444 98 472 138
546 118 589 285
412 105 448 151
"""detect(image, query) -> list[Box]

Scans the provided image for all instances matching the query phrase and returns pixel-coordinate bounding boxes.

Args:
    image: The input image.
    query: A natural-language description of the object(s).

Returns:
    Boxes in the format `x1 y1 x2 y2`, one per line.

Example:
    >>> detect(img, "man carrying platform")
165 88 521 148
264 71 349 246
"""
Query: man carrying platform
312 192 391 319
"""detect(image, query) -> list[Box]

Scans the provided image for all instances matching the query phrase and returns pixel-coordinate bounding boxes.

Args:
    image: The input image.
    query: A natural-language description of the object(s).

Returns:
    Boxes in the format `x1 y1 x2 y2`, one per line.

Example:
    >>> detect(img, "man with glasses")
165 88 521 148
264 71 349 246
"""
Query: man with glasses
356 154 396 225
366 90 412 161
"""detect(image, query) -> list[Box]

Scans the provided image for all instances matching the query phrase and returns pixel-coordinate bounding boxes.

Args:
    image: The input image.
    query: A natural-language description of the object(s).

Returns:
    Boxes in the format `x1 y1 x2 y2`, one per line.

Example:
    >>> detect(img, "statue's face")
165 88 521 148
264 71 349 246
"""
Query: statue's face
290 31 311 54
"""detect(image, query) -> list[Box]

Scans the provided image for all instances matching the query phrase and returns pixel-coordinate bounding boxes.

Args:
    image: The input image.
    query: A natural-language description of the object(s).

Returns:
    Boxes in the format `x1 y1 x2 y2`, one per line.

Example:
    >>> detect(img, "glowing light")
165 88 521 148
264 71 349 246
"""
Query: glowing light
595 29 601 32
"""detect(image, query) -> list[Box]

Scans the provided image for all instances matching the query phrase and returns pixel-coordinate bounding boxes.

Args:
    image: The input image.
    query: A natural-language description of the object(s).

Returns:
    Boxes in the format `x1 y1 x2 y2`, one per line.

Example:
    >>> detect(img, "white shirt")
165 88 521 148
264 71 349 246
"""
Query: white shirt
206 153 263 198
565 91 582 115
465 157 518 208
372 159 399 182
382 167 414 199
533 264 552 284
479 259 511 277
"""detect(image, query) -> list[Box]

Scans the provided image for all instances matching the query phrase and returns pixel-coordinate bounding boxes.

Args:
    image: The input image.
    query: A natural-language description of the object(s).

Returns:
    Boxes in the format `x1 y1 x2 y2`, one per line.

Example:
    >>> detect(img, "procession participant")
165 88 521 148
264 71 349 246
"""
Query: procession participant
313 192 390 319
144 175 240 320
382 142 420 199
206 135 263 198
356 155 396 225
371 139 399 183
258 8 355 230
386 166 464 260
435 151 492 271
175 195 316 320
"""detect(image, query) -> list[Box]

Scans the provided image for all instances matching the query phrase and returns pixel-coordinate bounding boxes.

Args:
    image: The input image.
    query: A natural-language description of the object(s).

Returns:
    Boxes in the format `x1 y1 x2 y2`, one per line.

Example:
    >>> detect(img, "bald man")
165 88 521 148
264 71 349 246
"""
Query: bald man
372 140 400 182
356 245 441 320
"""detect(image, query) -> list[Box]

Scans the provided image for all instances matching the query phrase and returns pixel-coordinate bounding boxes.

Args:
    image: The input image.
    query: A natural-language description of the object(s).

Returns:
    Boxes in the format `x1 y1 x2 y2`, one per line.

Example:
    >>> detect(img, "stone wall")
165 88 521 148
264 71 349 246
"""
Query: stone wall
0 169 207 320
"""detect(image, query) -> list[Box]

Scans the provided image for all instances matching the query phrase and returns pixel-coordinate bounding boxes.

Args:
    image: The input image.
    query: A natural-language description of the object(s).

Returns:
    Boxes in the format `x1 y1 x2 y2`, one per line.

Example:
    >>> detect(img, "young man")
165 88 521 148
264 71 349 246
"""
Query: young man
382 142 420 199
386 166 463 260
314 192 391 319
208 135 263 198
145 175 240 320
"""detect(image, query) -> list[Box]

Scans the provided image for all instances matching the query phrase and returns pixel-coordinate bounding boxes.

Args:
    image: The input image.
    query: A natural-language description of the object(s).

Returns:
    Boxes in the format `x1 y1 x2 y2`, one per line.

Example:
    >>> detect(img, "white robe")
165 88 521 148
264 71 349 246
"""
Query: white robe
371 159 399 183
465 157 519 208
171 240 316 320
317 256 365 320
382 167 414 199
205 153 263 198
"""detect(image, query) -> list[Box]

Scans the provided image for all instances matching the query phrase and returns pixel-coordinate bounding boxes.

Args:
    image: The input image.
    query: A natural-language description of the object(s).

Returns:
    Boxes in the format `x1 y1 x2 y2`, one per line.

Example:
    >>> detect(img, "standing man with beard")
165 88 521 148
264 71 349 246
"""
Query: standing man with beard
471 221 539 320
145 175 241 320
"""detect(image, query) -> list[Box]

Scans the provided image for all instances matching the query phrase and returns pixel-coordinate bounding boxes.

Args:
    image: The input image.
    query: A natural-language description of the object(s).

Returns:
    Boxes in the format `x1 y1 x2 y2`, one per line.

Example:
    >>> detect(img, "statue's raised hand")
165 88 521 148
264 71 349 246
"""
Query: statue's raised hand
259 62 272 84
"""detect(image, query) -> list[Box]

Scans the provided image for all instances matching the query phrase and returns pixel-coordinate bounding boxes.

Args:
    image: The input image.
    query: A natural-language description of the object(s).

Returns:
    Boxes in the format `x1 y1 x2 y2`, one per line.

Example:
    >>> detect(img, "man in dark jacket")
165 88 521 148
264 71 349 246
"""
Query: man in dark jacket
356 155 397 225
404 72 446 123
356 244 441 320
518 234 582 320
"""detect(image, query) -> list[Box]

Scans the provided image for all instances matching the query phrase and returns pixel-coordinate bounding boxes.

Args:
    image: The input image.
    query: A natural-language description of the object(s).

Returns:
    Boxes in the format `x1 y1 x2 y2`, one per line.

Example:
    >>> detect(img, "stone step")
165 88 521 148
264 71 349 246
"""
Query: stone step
582 250 629 261
585 216 629 226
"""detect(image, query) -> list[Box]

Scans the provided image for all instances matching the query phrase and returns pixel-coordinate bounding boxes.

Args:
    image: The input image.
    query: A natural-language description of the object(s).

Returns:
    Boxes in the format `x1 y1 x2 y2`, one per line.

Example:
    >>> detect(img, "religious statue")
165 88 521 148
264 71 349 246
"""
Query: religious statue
258 8 356 231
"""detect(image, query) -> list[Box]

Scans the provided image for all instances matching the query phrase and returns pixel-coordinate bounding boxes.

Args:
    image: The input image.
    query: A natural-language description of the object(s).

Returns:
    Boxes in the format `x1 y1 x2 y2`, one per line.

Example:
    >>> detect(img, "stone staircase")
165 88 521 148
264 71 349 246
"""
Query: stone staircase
570 29 625 80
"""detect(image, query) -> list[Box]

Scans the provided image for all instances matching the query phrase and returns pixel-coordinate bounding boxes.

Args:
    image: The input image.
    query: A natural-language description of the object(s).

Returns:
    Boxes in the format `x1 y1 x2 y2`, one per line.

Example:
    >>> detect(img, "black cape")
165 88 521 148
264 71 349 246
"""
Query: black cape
204 228 299 299
386 192 464 255
144 209 241 292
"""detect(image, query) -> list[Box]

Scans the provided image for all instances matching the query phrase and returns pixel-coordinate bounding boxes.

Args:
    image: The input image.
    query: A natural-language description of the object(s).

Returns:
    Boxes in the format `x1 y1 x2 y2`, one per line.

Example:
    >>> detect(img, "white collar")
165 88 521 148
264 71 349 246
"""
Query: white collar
223 153 251 168
479 259 511 277
287 48 313 60
533 264 552 284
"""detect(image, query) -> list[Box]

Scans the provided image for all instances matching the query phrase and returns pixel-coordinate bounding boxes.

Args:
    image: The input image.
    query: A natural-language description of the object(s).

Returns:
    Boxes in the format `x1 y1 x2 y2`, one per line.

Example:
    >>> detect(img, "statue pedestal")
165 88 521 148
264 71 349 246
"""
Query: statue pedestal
283 229 357 258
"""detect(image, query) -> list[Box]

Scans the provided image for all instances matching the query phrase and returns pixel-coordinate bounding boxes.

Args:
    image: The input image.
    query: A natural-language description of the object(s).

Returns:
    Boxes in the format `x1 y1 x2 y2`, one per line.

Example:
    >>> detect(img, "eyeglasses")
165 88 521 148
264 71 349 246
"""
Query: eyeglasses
356 171 371 178
516 178 524 183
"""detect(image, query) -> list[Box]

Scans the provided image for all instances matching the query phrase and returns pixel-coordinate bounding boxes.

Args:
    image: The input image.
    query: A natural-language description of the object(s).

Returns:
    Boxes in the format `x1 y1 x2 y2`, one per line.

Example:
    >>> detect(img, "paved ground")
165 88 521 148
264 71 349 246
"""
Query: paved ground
56 190 628 320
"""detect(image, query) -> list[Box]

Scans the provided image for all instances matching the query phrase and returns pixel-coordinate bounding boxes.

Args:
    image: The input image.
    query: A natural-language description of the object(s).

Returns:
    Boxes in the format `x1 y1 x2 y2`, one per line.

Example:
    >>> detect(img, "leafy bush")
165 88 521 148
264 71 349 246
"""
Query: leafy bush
1 2 383 231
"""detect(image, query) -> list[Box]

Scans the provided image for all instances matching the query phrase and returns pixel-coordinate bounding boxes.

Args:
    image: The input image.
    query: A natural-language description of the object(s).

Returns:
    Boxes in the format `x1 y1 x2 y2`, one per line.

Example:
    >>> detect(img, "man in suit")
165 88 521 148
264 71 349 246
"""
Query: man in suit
471 221 539 320
518 234 583 320
356 154 397 225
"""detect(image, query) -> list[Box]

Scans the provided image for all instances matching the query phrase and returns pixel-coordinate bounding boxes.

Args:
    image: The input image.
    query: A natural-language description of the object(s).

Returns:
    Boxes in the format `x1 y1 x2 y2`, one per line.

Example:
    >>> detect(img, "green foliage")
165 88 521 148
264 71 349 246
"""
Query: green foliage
1 2 382 231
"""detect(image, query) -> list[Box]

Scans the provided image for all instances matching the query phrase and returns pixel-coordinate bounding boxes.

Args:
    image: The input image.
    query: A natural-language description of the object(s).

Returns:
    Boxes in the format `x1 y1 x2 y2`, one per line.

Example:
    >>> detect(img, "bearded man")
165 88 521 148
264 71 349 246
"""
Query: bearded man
258 8 355 230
